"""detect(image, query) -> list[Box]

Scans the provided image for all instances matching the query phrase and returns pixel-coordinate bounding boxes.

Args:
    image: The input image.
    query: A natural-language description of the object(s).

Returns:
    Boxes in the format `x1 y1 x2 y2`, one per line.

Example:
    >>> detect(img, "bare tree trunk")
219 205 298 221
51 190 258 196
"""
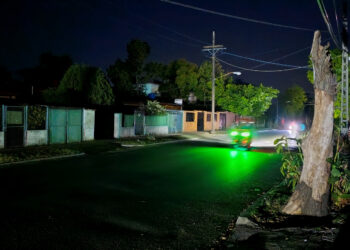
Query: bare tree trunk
282 31 337 217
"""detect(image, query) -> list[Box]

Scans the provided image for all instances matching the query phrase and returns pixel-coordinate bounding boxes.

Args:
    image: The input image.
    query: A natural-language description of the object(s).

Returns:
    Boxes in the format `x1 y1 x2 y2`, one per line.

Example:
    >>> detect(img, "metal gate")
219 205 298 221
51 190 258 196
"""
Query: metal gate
197 112 204 131
67 109 82 143
5 106 26 147
134 111 144 135
220 113 226 130
168 111 183 134
49 108 82 144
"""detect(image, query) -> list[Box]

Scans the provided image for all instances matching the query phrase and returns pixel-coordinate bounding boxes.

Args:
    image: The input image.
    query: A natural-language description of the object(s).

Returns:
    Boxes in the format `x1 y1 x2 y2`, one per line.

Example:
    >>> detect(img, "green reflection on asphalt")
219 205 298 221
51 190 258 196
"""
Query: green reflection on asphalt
185 146 280 185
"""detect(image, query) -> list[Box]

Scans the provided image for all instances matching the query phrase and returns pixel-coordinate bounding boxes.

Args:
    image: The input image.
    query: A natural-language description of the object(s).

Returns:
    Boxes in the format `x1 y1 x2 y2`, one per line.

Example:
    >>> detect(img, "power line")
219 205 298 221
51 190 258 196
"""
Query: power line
317 0 341 48
251 46 311 69
215 57 309 73
222 51 310 69
128 13 210 45
161 0 319 32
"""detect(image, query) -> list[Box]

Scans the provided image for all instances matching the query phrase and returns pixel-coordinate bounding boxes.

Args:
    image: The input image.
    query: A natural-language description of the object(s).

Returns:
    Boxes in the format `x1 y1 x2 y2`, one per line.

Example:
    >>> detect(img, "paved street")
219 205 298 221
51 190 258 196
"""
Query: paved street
0 140 282 249
192 129 298 148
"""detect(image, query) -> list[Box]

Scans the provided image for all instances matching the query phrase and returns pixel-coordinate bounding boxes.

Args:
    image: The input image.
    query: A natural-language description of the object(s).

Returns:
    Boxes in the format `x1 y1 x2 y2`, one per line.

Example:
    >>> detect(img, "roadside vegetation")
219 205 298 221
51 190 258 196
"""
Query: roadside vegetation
0 135 186 165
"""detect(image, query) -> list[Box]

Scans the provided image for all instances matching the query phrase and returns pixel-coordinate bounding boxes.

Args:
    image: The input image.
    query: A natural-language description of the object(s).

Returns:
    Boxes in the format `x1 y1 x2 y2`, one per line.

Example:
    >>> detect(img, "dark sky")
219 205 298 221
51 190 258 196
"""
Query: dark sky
0 0 345 93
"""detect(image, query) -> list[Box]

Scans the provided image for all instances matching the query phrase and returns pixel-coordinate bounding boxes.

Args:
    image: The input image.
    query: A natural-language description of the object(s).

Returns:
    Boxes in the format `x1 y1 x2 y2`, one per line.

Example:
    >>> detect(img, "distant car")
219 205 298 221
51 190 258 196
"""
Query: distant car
229 123 255 149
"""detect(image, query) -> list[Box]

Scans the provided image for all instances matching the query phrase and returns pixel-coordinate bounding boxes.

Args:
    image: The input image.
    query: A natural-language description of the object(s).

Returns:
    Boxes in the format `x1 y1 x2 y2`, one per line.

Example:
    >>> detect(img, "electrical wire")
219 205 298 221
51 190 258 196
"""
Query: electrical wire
222 51 310 69
251 46 311 69
215 57 309 73
332 0 342 43
128 13 210 45
317 0 341 48
161 0 319 32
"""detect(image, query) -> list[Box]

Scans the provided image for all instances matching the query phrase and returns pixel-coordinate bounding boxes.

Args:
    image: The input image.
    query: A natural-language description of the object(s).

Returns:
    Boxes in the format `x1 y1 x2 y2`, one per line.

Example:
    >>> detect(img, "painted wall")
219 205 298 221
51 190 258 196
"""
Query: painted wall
83 109 95 141
120 127 135 137
114 113 135 138
183 111 197 132
25 130 48 146
0 131 4 148
225 112 235 128
145 126 168 135
114 113 122 138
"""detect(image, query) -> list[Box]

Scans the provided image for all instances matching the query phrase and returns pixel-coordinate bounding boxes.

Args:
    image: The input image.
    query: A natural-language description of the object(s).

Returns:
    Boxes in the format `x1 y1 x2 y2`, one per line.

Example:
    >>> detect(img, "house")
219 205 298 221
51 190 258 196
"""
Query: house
136 82 160 99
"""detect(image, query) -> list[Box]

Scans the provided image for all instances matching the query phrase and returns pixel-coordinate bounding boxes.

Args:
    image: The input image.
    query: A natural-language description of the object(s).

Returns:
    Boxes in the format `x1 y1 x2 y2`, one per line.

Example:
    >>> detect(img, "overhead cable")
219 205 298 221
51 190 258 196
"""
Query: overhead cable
222 51 310 69
215 58 310 73
161 0 319 32
129 13 210 45
317 0 341 48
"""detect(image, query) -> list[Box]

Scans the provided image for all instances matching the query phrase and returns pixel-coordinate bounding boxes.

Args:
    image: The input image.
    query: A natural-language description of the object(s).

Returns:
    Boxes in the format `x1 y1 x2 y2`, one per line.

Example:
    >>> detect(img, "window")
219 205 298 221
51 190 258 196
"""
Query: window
207 114 211 122
186 112 195 122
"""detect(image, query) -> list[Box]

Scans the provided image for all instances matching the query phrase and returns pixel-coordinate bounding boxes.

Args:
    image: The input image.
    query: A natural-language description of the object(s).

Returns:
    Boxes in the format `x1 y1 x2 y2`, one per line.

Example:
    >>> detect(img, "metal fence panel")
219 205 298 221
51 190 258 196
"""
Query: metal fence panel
49 108 66 144
67 109 82 143
145 115 168 126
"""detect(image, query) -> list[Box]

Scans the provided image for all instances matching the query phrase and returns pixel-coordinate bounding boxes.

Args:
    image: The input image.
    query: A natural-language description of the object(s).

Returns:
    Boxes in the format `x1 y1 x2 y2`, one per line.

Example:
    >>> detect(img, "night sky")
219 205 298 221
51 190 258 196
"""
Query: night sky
0 0 345 93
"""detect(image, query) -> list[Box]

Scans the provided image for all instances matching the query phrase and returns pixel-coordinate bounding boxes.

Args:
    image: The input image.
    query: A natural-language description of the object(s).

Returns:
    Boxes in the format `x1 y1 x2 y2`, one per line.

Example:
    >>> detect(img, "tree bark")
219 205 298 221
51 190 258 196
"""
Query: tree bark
282 31 337 216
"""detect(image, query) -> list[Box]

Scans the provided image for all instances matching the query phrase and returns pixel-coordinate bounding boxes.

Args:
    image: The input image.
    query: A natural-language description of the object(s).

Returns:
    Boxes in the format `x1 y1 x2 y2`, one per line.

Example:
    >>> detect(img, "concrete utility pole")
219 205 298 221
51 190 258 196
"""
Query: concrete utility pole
340 0 348 134
202 31 226 133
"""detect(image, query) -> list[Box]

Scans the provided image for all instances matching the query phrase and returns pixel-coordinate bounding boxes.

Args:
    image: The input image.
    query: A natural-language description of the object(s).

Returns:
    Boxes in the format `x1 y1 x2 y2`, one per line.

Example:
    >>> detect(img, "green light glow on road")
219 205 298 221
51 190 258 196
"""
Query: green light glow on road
185 146 280 185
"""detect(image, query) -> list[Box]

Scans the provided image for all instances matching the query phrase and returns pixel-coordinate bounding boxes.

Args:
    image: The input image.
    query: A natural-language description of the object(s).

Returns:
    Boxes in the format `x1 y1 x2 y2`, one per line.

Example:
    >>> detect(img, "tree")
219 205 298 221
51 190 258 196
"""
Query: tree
175 59 198 99
282 31 337 216
158 59 199 101
281 85 307 117
307 48 346 119
19 52 72 90
43 64 114 106
217 82 279 118
107 39 150 102
196 61 225 106
145 100 166 115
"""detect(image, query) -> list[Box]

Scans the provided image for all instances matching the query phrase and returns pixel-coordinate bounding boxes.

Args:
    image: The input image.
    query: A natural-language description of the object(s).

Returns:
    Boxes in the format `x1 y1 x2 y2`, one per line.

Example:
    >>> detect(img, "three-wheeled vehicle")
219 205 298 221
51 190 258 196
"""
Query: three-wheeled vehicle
229 123 255 149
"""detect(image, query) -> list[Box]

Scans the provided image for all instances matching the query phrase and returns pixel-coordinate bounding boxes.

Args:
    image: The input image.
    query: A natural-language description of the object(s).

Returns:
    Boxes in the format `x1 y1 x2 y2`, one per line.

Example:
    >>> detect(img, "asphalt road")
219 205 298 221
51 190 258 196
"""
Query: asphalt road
193 129 298 148
0 140 282 249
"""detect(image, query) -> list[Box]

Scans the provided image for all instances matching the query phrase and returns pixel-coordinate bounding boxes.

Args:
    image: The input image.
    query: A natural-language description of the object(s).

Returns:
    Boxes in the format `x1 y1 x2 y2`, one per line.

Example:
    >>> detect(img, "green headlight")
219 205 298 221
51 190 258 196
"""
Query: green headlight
241 132 250 137
231 131 238 136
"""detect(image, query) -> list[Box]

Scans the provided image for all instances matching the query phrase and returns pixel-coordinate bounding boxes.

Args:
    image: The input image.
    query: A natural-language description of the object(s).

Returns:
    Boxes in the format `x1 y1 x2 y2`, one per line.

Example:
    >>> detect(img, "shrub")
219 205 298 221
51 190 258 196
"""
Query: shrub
274 136 303 191
28 106 46 130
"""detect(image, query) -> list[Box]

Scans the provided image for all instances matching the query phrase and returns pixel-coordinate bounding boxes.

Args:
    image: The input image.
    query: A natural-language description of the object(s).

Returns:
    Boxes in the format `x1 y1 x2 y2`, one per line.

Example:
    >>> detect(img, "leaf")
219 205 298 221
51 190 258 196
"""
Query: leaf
329 176 338 185
331 168 341 178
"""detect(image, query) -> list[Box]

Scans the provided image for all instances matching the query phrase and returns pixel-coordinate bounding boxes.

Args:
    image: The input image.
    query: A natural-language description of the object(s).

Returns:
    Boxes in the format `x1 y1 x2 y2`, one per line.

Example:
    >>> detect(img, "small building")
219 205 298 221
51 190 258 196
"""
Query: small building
136 82 160 99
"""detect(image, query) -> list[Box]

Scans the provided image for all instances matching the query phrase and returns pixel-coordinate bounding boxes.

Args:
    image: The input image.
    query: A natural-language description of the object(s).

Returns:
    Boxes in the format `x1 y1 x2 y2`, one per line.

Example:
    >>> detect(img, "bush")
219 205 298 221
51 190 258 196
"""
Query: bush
28 106 46 130
274 136 303 191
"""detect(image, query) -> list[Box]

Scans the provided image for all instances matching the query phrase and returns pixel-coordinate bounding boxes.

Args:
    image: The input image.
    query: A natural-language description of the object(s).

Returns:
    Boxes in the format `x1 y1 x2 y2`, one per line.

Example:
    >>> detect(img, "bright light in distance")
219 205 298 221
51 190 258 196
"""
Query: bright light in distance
231 131 238 136
241 132 250 137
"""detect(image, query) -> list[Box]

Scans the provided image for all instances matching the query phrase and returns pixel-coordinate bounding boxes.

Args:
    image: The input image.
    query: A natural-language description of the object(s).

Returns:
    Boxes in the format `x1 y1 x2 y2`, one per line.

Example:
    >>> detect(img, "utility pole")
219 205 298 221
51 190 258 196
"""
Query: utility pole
340 0 348 134
202 31 226 133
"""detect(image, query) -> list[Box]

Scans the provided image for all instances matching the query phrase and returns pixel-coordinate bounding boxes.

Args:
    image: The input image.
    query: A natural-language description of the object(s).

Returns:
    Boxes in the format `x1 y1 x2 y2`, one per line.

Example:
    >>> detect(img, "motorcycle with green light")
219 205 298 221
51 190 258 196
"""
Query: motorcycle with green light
228 124 254 149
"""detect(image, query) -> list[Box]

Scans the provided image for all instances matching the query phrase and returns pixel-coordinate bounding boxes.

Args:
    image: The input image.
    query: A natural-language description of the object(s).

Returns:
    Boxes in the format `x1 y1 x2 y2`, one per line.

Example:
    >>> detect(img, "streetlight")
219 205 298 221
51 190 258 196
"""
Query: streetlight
211 71 242 133
219 71 242 78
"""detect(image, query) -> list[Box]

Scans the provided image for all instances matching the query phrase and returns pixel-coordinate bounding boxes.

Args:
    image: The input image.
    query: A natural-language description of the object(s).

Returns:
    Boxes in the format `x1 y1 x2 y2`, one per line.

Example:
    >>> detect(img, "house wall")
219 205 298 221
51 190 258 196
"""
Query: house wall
225 112 235 128
120 127 135 137
25 130 48 146
114 113 135 138
0 131 4 148
114 113 122 138
203 111 220 131
83 109 95 141
145 126 168 135
183 111 197 132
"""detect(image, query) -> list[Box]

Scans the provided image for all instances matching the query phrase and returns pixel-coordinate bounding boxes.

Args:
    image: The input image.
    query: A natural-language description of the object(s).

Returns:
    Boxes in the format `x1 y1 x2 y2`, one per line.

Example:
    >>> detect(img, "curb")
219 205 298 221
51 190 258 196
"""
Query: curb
0 153 86 168
105 138 192 154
